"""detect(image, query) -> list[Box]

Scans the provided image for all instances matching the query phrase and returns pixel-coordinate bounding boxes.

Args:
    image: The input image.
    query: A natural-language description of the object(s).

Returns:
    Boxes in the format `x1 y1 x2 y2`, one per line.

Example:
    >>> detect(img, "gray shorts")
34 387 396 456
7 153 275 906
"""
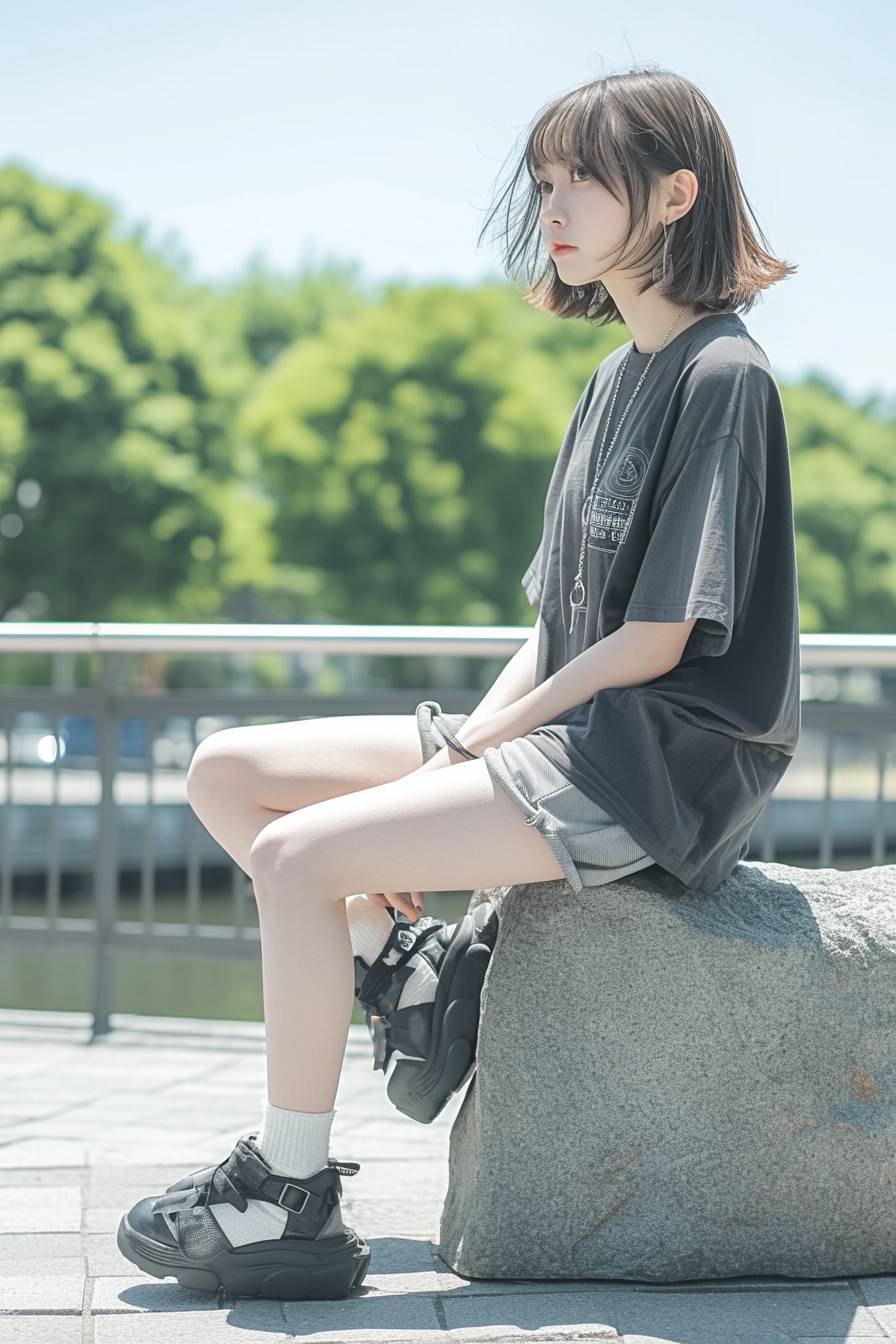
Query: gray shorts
414 699 655 894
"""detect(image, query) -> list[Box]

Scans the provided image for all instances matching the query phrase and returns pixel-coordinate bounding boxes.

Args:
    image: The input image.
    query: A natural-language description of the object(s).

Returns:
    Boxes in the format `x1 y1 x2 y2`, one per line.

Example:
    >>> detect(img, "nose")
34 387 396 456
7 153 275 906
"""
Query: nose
540 196 568 228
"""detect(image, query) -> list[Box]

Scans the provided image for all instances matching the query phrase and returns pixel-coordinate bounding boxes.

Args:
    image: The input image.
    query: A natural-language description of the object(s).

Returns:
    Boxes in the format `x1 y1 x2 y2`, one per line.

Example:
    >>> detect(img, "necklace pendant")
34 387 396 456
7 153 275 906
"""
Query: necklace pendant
568 578 586 635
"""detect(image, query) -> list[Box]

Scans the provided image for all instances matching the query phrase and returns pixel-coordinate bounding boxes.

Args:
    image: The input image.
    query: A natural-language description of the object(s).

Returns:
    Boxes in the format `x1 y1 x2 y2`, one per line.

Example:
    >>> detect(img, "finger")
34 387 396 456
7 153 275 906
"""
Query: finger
387 891 420 921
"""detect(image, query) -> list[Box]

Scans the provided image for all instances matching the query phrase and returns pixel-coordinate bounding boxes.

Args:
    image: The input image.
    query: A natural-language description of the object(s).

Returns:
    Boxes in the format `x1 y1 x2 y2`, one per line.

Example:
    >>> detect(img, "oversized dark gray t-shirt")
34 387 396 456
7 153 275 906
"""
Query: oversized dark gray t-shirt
520 311 801 896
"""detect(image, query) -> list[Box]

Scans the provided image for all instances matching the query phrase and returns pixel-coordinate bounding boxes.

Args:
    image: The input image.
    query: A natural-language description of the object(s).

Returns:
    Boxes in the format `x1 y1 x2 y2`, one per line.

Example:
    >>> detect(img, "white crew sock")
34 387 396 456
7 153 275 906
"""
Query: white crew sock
345 893 440 1009
256 1099 335 1178
345 895 396 966
207 1101 340 1249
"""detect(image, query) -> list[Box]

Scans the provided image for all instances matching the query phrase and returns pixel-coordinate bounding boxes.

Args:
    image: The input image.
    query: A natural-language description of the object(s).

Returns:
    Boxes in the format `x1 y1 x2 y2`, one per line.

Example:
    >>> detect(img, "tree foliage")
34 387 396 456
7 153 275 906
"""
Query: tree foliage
1 163 893 635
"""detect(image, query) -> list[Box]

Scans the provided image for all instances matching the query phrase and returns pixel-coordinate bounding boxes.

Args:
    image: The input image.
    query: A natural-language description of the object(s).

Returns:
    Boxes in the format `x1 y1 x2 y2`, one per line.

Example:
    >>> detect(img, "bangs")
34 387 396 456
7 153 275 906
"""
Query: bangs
526 91 627 207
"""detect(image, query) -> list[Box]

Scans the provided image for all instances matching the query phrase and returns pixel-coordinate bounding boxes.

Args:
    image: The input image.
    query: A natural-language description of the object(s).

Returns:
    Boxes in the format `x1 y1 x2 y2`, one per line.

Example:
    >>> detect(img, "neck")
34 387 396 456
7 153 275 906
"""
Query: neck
603 281 707 355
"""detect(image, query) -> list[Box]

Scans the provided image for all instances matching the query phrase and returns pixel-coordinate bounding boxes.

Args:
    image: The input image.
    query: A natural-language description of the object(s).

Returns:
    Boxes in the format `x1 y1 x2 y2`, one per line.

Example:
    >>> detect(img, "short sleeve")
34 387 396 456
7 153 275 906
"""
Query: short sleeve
623 434 762 658
521 537 544 607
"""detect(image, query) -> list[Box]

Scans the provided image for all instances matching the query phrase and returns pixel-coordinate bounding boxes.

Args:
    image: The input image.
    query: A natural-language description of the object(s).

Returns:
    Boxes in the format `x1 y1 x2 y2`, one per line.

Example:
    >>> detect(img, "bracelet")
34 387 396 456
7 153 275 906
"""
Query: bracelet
438 725 479 760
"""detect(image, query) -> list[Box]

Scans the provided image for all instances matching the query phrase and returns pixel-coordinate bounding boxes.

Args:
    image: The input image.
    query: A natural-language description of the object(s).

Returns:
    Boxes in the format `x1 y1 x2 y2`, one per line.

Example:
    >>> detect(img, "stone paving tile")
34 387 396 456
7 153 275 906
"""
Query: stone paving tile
0 1232 82 1261
446 1330 619 1343
339 1136 456 1163
86 1164 225 1201
0 1166 81 1188
370 1252 641 1302
0 1256 85 1275
83 1137 247 1165
0 1320 84 1343
0 1271 85 1310
86 1230 155 1278
0 1009 893 1343
856 1275 896 1337
91 1272 232 1312
0 1109 59 1126
15 1114 220 1141
0 1184 81 1232
87 1206 143 1235
0 1138 88 1168
342 1202 442 1241
92 1301 290 1342
619 1337 782 1344
279 1292 446 1340
440 1285 887 1340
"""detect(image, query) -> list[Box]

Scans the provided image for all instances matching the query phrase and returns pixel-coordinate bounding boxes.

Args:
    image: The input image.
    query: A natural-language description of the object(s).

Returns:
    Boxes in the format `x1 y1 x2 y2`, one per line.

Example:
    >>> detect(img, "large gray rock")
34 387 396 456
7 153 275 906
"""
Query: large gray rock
437 860 896 1283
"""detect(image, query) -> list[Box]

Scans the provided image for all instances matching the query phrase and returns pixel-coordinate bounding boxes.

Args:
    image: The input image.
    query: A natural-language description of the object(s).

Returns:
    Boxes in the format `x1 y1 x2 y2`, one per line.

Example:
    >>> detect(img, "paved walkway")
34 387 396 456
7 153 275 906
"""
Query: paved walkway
0 1007 893 1343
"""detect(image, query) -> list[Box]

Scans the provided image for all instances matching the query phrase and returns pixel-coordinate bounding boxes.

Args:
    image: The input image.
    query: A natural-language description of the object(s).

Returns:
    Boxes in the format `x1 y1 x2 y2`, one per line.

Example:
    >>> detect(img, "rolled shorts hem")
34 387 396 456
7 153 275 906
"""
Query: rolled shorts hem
485 760 588 893
481 743 655 895
414 699 655 893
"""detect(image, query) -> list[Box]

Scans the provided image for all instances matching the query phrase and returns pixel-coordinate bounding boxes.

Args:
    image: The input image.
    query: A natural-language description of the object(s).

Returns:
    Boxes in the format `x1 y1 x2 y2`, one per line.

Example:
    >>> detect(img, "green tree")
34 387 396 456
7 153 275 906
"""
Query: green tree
785 375 896 632
0 163 267 623
238 280 624 626
4 162 896 639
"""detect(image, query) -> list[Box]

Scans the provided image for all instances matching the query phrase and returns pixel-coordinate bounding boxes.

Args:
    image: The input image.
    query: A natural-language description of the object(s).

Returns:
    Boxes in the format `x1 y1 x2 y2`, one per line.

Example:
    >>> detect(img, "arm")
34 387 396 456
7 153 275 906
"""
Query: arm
453 617 697 758
414 622 540 774
462 622 540 733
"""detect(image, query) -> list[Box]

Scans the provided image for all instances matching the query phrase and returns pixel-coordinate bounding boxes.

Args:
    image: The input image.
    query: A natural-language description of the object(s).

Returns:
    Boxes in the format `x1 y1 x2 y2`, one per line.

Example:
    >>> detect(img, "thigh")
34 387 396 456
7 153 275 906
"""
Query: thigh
249 756 568 900
188 713 427 813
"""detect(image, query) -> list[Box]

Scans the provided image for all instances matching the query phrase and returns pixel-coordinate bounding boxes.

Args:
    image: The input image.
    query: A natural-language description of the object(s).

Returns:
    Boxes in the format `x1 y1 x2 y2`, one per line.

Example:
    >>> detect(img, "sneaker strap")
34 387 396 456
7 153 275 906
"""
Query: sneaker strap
226 1136 349 1236
356 916 444 1006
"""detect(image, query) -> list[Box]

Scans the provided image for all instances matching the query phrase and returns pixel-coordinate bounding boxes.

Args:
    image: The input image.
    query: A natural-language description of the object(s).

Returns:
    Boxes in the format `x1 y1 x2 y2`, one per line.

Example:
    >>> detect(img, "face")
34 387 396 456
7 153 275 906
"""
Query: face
534 158 634 287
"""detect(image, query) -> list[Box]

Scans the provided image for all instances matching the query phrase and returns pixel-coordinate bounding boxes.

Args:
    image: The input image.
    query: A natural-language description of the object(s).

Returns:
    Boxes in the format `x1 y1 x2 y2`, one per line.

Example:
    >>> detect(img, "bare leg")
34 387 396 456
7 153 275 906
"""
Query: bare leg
185 715 564 1112
248 758 565 1111
183 718 424 1045
185 713 429 877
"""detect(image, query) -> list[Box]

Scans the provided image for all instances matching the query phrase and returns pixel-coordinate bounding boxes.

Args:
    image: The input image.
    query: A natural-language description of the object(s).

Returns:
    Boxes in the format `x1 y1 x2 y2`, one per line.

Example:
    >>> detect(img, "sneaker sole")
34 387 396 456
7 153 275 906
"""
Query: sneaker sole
386 905 497 1124
116 1213 371 1300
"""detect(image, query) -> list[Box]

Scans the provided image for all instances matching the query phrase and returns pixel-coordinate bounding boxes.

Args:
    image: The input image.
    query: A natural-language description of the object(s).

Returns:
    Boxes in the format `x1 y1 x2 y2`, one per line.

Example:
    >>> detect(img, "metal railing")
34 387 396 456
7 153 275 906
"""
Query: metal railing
2 623 895 1039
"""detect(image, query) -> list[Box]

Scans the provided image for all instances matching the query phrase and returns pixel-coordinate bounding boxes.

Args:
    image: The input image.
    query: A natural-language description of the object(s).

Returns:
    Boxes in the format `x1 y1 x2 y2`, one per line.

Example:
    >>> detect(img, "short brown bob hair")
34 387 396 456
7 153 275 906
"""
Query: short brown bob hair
478 66 797 324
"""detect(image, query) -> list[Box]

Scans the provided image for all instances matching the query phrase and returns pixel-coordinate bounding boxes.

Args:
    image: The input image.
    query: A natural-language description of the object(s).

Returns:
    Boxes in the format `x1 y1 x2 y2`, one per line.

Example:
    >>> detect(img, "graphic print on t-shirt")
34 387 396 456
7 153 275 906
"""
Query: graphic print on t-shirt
582 445 651 554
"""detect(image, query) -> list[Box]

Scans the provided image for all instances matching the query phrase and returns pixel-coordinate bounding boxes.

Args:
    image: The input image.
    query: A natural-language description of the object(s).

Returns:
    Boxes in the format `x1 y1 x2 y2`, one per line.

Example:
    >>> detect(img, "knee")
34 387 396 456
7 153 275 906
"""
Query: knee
247 822 279 879
185 727 245 812
248 820 329 899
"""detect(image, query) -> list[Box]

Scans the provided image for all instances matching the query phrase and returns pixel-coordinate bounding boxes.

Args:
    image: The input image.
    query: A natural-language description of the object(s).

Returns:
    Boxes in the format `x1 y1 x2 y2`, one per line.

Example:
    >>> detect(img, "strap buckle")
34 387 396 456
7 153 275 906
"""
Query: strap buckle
276 1181 311 1214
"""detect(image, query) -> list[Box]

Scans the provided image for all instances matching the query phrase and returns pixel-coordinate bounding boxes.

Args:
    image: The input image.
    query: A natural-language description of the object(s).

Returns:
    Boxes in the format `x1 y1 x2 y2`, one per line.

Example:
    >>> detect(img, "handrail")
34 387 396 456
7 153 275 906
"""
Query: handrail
1 622 895 667
1 623 894 1039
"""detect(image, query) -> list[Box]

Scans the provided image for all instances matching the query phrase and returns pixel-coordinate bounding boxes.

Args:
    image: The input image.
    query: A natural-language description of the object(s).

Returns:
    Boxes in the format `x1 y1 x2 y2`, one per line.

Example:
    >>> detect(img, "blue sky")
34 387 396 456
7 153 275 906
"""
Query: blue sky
4 0 892 404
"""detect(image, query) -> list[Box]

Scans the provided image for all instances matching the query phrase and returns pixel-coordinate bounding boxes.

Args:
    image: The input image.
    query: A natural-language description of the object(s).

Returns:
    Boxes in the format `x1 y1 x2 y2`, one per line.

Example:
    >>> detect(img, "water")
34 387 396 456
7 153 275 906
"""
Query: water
0 886 475 1026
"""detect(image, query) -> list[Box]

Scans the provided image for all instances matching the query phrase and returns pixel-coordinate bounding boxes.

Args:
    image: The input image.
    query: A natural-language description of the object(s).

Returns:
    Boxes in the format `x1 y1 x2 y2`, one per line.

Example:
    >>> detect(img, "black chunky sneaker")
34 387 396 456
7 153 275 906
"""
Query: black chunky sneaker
353 901 498 1124
116 1132 370 1300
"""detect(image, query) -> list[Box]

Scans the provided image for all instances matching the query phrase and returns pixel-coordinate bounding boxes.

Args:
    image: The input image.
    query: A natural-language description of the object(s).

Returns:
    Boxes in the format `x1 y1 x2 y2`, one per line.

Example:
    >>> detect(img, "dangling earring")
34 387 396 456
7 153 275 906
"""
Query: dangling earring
584 281 607 315
651 219 673 284
573 281 607 304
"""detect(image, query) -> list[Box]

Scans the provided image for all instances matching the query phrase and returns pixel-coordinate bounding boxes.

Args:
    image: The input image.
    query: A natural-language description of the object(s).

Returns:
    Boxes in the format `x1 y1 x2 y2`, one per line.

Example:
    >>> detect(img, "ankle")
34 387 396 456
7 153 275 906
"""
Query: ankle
255 1098 336 1178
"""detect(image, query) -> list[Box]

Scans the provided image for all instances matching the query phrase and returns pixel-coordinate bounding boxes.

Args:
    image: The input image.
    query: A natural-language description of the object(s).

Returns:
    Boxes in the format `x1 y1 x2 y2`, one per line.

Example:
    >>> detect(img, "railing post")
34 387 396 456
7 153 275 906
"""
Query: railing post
90 650 119 1040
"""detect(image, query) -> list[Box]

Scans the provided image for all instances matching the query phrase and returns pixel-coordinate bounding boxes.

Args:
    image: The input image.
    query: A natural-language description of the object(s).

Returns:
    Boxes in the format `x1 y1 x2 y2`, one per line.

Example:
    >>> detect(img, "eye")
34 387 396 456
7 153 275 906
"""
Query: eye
535 165 591 196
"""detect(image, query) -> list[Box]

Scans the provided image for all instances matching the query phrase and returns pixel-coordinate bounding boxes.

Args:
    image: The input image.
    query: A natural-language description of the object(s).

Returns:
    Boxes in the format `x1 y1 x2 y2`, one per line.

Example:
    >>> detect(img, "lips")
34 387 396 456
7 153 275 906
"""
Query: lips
550 243 577 255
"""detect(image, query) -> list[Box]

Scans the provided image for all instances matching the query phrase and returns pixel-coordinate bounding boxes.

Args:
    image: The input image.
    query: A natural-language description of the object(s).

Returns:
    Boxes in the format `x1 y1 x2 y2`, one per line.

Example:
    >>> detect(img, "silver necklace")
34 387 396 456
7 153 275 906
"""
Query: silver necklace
567 305 692 635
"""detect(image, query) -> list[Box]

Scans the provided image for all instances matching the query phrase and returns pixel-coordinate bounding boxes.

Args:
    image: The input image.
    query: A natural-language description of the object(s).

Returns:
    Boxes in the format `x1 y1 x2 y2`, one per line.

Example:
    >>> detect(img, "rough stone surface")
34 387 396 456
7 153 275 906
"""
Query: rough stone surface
438 860 896 1283
2 995 895 1338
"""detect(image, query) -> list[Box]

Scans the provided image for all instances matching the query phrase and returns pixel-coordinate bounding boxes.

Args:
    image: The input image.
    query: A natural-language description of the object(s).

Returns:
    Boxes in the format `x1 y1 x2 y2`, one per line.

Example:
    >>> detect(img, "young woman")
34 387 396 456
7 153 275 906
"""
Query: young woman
117 66 801 1301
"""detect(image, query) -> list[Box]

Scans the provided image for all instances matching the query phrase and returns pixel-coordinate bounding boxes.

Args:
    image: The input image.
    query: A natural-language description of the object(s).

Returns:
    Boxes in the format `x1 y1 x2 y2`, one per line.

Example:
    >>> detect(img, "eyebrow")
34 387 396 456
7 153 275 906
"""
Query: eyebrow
531 159 574 177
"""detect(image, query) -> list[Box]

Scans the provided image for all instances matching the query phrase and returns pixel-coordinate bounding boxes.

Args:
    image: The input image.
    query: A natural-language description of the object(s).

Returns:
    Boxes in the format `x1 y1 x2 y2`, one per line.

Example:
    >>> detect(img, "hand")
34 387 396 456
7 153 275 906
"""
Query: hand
367 890 424 921
415 740 472 774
